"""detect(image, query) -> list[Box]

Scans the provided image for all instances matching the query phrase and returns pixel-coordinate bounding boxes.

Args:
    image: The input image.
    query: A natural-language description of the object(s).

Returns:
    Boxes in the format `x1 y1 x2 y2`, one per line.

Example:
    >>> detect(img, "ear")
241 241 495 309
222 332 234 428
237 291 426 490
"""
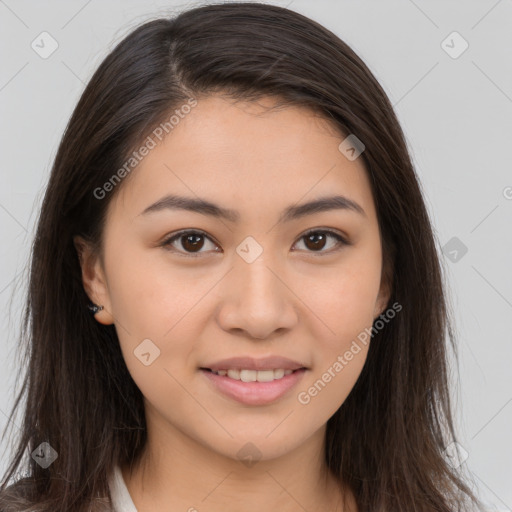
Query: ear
73 235 114 325
373 264 392 320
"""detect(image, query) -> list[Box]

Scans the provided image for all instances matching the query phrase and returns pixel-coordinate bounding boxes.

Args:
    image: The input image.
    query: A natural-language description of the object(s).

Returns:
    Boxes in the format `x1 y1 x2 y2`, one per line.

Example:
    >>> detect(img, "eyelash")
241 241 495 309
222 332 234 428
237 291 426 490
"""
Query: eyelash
160 228 349 258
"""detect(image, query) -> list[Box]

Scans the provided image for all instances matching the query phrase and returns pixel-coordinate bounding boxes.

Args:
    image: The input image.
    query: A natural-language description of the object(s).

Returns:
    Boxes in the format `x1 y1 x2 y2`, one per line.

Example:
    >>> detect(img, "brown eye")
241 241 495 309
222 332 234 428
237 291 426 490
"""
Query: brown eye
161 230 219 256
293 230 348 254
304 232 328 251
180 233 205 252
161 228 348 258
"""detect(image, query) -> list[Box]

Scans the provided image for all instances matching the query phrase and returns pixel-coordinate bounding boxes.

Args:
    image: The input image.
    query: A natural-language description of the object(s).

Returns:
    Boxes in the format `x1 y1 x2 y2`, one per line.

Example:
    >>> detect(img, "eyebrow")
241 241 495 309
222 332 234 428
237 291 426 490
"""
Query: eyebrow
139 193 366 223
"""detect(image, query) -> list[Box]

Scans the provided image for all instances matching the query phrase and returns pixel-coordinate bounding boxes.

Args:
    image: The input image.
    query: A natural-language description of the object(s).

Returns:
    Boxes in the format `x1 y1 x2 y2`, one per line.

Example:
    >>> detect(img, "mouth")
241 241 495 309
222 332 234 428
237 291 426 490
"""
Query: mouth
199 367 307 405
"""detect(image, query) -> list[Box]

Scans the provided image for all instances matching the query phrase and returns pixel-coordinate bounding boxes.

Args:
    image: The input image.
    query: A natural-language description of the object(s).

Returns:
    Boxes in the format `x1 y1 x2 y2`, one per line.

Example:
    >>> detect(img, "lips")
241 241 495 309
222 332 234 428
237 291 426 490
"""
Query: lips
201 367 307 405
199 355 309 405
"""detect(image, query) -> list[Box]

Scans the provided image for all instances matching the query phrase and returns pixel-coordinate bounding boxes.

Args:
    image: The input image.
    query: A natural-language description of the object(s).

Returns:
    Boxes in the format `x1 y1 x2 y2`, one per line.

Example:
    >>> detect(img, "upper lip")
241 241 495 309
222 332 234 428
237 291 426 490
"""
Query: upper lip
201 356 308 372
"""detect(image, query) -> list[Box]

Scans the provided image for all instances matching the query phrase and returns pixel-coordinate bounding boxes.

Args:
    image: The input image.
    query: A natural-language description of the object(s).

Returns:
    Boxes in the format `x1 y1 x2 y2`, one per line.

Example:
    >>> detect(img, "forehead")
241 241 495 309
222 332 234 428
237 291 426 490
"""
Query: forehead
112 94 377 224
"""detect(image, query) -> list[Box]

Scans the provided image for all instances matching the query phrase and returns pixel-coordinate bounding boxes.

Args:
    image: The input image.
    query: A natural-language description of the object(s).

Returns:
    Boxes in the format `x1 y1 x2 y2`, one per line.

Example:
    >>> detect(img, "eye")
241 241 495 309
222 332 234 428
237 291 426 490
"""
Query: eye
160 228 349 257
292 229 349 255
161 230 220 257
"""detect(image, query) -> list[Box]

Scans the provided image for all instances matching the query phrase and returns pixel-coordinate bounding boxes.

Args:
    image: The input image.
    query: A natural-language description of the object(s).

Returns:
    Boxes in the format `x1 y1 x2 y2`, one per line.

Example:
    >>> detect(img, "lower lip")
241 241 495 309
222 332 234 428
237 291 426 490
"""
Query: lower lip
200 368 307 406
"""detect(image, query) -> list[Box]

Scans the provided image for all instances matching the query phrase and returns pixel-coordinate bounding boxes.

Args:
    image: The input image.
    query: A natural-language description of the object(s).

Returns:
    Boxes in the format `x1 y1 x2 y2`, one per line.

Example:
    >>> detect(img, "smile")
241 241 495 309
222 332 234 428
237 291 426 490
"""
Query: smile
200 368 307 405
208 368 295 382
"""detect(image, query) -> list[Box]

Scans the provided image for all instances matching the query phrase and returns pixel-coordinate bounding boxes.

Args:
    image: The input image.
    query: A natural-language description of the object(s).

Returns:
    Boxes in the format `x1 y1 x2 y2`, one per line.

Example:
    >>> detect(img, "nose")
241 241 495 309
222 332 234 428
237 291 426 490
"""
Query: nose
215 256 298 340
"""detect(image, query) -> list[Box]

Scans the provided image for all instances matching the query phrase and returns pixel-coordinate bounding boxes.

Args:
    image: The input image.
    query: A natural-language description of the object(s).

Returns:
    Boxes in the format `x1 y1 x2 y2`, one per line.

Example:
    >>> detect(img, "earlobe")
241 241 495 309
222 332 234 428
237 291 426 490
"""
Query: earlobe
374 299 386 321
374 275 392 320
73 235 114 325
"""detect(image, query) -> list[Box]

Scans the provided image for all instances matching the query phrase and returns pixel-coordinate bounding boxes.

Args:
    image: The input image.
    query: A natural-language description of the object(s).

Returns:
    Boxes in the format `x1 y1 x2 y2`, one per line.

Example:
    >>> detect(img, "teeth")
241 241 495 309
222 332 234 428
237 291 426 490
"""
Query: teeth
213 368 297 381
227 369 240 380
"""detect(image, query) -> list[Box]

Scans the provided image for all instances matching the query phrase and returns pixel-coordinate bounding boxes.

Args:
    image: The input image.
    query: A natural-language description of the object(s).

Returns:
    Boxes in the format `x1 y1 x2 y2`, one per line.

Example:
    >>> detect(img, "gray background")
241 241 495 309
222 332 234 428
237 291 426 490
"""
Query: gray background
0 0 511 510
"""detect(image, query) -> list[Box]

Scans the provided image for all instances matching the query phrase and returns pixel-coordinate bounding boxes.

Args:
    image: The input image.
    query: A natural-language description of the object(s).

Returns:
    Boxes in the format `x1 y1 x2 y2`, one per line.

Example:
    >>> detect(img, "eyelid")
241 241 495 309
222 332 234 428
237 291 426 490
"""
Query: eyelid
160 227 350 257
300 227 349 245
160 229 220 257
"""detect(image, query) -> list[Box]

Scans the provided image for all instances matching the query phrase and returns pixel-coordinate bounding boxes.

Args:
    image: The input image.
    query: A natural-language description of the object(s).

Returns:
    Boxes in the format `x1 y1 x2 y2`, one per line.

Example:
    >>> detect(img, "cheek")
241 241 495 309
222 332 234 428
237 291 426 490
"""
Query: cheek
298 343 369 417
105 238 207 335
305 258 382 348
298 271 376 415
103 243 207 390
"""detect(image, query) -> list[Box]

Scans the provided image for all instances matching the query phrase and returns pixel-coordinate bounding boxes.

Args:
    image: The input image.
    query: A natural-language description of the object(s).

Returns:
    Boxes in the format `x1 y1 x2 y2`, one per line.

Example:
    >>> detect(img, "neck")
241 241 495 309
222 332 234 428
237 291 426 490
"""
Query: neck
121 418 355 512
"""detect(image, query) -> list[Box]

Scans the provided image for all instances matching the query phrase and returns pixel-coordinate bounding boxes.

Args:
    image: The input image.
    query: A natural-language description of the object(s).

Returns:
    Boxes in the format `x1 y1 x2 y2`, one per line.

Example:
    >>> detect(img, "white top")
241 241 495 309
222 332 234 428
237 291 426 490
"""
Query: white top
108 464 138 512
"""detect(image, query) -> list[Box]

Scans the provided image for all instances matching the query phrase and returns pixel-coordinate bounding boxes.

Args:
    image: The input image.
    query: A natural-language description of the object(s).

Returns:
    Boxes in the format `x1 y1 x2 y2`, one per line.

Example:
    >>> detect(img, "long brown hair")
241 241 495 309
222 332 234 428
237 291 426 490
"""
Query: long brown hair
0 3 483 511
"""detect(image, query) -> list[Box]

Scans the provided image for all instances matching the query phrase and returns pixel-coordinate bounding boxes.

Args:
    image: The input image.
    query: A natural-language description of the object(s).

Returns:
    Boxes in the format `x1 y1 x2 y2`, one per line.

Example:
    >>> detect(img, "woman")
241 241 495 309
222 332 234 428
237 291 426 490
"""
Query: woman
0 2 483 511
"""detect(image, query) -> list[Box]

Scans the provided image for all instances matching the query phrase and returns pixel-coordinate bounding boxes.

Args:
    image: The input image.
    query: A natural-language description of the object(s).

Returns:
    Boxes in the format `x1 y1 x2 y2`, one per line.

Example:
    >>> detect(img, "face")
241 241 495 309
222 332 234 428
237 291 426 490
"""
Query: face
76 94 390 462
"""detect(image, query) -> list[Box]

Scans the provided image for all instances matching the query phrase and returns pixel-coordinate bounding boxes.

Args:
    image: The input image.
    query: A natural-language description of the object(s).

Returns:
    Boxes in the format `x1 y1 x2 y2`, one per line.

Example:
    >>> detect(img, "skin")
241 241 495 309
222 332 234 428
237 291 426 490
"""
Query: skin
75 94 390 512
